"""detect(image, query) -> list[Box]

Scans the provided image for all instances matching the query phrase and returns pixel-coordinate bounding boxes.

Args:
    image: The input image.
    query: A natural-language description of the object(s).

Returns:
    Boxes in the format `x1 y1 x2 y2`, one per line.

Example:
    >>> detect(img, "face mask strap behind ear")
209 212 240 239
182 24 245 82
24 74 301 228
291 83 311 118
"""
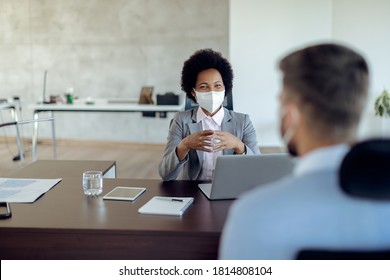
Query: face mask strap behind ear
282 107 300 148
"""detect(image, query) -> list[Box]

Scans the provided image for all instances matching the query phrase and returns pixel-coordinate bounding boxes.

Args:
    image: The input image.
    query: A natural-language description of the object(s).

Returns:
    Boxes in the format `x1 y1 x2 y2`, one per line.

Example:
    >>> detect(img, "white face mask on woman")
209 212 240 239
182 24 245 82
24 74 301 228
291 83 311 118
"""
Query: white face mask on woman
194 89 225 114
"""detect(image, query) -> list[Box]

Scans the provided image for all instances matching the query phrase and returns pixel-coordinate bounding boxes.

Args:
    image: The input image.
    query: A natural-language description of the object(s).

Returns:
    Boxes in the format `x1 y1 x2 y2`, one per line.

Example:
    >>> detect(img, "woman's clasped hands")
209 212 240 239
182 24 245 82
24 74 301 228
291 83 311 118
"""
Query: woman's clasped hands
181 130 245 154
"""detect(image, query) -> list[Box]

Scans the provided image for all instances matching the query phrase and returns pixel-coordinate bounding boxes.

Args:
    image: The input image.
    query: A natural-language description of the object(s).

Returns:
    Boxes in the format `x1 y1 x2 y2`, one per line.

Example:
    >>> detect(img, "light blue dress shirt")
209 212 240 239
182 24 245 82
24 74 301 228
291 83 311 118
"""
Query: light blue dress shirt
219 144 390 259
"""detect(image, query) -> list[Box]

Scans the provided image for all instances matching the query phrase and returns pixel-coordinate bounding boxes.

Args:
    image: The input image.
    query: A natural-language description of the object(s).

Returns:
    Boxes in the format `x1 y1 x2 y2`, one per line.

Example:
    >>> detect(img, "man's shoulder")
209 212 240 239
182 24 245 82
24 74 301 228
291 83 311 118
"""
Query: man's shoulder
221 168 342 260
235 169 338 210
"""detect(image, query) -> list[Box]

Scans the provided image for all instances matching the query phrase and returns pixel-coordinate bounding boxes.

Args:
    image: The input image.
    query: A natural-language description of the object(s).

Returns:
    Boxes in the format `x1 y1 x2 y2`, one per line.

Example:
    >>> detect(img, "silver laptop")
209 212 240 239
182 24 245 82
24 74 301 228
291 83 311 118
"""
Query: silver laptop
198 154 295 200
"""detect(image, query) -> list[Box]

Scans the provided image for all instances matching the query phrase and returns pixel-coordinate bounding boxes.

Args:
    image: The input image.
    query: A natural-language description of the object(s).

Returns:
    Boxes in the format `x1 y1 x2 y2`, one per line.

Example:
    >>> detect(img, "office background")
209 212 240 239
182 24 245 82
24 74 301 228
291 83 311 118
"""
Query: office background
0 0 389 146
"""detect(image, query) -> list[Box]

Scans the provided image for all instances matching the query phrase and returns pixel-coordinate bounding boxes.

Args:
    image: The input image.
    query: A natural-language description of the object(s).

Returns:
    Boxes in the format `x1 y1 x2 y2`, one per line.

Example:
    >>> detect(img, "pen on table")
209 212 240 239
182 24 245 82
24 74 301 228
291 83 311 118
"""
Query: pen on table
171 198 184 202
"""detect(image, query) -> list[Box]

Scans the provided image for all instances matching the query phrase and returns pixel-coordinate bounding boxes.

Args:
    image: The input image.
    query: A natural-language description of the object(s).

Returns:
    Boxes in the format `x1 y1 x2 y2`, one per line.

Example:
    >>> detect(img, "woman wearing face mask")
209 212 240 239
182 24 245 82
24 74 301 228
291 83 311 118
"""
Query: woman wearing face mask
159 49 260 181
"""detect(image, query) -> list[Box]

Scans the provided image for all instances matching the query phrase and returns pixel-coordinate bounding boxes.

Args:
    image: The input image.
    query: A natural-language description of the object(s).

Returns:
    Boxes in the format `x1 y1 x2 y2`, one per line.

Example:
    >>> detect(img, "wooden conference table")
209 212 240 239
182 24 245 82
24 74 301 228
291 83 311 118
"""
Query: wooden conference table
0 160 233 260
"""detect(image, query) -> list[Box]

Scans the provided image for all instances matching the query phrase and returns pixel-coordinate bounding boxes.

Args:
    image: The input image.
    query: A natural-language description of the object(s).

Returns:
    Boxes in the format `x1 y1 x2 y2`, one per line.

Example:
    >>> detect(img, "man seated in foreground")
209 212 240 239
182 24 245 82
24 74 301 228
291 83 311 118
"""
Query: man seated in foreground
220 43 390 259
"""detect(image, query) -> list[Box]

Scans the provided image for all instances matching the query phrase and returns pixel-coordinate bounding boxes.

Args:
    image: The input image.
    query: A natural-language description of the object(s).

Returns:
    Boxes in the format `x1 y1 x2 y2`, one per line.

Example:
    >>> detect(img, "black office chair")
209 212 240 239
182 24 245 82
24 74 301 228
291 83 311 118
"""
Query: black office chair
157 92 179 118
297 139 390 260
184 93 233 110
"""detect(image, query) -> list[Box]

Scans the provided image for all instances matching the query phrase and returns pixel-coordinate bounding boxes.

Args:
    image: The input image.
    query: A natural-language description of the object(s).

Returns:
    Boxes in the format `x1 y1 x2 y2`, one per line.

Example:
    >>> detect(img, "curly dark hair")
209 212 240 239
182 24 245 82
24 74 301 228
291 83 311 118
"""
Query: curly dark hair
181 49 233 102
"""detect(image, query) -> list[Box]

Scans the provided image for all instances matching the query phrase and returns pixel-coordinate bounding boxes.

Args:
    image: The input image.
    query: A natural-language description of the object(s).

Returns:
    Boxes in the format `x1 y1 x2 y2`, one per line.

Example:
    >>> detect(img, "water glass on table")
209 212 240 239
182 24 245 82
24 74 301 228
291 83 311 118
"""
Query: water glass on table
82 171 103 196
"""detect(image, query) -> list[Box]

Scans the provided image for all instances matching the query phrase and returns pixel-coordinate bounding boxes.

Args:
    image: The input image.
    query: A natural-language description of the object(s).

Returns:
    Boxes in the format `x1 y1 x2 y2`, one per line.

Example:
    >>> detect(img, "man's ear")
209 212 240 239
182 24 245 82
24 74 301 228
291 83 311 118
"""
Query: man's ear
285 103 300 128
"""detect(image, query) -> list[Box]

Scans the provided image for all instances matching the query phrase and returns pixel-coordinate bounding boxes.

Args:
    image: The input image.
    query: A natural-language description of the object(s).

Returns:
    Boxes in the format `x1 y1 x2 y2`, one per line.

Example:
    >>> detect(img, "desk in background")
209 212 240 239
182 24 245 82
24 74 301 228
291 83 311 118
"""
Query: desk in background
28 98 185 160
0 160 232 260
30 98 185 114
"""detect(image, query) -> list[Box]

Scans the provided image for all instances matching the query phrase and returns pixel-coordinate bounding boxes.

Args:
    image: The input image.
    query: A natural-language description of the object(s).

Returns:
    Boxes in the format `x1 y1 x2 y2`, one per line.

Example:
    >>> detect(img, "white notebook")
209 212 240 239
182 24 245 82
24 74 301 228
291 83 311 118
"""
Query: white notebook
138 196 194 216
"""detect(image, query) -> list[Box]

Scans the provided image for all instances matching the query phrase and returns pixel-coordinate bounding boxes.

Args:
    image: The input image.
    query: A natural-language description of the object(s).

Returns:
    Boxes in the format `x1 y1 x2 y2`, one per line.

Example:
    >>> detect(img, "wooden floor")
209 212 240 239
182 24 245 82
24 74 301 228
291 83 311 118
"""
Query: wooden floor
0 138 166 178
0 137 283 178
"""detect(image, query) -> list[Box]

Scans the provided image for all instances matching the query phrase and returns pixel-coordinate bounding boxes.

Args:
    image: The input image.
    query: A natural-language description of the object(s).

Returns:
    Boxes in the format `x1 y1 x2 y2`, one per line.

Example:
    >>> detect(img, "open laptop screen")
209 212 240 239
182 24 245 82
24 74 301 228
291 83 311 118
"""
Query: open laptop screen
198 154 295 200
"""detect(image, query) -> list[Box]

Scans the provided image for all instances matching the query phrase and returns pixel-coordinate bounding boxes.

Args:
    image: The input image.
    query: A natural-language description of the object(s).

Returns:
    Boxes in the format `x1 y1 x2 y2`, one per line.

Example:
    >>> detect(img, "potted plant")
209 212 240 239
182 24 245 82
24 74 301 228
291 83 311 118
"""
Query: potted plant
374 89 390 118
374 89 390 137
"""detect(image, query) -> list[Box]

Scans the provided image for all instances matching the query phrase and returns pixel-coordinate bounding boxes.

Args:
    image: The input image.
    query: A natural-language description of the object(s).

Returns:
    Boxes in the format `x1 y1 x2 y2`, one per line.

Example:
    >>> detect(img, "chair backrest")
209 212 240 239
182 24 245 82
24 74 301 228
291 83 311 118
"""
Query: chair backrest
297 249 390 260
297 139 390 260
185 93 233 111
339 139 390 199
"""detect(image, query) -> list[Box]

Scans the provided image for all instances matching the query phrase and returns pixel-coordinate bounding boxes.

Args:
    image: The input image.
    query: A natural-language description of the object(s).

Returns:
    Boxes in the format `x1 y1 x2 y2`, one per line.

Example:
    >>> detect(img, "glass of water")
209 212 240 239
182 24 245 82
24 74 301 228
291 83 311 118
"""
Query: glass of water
82 171 103 196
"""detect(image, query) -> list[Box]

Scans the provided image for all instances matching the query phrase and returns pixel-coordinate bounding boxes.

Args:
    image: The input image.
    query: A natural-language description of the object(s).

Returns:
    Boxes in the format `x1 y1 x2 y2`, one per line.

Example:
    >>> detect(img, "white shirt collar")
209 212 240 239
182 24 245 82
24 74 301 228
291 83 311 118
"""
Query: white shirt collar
293 144 349 177
196 106 224 126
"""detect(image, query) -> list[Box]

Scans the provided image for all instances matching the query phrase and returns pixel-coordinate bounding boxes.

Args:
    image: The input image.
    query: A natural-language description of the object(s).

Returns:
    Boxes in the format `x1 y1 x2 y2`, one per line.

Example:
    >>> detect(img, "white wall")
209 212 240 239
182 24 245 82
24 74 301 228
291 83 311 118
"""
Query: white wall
3 0 390 145
332 0 390 138
230 0 390 146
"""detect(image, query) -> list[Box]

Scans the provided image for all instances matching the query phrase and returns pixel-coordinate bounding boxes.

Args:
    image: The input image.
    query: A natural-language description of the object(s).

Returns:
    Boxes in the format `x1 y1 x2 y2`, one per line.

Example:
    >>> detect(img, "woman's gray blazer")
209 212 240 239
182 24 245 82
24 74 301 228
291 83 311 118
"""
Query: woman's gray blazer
159 107 260 181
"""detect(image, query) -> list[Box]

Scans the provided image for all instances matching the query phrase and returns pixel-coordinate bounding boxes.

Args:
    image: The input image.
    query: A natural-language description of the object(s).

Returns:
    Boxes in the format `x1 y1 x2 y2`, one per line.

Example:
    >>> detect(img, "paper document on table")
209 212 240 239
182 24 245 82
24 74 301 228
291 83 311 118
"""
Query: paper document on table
138 196 194 216
0 178 62 203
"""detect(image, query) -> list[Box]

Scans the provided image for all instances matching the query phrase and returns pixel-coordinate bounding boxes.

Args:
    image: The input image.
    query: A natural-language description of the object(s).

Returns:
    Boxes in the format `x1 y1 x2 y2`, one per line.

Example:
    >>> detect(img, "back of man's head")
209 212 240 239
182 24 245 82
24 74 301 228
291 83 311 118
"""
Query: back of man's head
279 43 369 142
